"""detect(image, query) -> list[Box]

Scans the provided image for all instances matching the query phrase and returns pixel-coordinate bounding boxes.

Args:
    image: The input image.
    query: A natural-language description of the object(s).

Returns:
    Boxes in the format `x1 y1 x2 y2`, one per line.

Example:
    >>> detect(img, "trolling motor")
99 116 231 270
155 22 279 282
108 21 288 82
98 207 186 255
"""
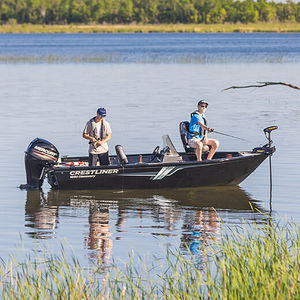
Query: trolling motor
252 126 278 154
263 126 278 212
19 138 59 190
264 126 278 147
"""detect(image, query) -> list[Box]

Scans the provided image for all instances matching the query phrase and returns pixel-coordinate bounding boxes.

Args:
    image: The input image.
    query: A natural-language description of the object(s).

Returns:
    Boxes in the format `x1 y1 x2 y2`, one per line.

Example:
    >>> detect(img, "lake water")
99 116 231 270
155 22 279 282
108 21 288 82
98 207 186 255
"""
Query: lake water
0 33 299 268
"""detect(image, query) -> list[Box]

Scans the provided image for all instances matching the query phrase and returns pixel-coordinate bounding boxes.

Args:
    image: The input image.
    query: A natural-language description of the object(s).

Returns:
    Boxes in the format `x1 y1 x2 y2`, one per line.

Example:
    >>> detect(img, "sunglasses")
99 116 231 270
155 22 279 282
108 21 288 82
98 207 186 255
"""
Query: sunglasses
200 105 207 108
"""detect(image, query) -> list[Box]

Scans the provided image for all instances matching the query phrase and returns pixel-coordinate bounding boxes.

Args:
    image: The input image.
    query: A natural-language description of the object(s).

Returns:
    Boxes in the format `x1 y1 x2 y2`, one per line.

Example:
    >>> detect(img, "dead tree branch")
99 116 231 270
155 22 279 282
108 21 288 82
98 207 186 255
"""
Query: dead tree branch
222 81 300 91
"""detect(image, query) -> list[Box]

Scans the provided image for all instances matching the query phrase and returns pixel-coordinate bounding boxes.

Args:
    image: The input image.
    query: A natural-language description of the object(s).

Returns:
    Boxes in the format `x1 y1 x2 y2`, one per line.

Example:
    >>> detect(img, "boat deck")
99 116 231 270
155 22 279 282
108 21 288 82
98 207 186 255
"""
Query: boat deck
54 151 244 168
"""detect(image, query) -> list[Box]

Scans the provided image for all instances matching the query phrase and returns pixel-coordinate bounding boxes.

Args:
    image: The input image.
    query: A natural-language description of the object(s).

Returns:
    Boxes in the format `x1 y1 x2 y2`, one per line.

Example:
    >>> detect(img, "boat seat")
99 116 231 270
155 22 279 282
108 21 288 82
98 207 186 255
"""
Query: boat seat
115 145 128 166
179 121 210 153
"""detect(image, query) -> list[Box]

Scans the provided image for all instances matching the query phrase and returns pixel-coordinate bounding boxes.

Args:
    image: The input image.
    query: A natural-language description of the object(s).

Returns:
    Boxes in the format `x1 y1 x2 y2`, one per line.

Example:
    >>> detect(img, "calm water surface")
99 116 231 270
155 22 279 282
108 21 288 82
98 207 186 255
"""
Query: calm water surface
0 33 299 268
0 33 300 63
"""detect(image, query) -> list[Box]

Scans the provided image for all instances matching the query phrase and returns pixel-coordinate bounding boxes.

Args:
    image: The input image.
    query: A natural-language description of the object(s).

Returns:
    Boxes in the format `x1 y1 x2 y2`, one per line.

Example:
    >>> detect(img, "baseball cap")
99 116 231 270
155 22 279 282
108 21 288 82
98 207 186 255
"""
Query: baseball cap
198 100 208 106
97 107 106 116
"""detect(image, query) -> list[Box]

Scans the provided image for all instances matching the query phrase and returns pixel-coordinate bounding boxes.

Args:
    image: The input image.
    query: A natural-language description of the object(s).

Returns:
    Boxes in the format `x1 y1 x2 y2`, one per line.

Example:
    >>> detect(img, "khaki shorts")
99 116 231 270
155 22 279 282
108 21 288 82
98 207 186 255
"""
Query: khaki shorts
188 137 203 148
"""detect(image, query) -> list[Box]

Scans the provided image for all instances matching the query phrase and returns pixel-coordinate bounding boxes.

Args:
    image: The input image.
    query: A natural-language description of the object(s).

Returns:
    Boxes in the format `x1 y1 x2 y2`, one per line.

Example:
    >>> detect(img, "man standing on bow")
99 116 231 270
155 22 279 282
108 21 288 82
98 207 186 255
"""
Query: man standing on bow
187 100 219 161
83 107 112 166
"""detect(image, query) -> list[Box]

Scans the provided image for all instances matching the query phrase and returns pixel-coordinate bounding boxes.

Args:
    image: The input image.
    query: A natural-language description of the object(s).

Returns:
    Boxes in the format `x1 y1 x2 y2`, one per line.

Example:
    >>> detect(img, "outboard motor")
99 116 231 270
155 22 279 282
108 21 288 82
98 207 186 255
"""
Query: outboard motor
20 138 59 189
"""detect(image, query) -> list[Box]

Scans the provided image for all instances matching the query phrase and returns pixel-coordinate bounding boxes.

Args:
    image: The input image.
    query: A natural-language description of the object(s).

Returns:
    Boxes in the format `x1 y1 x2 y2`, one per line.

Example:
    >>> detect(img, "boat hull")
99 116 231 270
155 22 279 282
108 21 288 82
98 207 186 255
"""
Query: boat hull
48 153 269 190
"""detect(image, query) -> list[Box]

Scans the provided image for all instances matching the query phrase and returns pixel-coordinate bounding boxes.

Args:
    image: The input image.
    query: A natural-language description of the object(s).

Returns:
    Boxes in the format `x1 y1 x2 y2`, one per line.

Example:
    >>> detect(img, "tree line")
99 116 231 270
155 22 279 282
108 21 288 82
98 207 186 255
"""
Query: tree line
1 0 299 25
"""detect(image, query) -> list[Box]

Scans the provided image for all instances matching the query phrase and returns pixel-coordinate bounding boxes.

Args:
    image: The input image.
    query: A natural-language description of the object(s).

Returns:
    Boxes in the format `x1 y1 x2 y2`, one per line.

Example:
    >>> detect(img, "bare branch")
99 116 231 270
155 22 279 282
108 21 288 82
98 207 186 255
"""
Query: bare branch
222 81 300 91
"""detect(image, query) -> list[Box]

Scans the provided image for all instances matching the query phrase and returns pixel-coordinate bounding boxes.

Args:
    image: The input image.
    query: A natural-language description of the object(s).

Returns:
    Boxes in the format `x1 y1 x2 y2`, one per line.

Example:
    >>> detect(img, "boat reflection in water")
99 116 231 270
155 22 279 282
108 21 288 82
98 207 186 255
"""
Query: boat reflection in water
85 202 113 263
25 187 269 264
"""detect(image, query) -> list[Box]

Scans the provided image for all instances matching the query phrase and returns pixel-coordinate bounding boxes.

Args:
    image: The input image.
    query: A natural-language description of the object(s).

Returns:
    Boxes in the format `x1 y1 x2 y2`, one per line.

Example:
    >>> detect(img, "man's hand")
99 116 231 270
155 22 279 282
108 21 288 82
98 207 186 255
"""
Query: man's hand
96 140 102 147
208 128 214 133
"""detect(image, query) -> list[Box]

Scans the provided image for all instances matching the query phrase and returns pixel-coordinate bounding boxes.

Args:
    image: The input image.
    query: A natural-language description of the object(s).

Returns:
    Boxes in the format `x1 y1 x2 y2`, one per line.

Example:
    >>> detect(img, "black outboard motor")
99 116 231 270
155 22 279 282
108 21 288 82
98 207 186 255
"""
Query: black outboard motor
20 138 59 190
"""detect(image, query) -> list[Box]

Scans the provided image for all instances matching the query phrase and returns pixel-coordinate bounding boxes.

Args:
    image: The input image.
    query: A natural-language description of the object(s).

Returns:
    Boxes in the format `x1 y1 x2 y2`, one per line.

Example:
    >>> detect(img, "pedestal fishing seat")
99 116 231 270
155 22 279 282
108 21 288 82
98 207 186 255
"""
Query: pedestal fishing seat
179 121 210 153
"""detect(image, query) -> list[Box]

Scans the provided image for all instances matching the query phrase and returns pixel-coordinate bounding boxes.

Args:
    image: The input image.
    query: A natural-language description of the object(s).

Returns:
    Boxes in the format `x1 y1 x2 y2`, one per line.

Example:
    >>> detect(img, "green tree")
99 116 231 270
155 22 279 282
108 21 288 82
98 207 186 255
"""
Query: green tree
45 0 69 24
206 0 227 24
256 0 276 22
194 0 215 24
1 0 300 25
68 0 89 23
235 0 258 23
118 0 133 23
296 2 300 22
1 0 17 23
133 0 159 23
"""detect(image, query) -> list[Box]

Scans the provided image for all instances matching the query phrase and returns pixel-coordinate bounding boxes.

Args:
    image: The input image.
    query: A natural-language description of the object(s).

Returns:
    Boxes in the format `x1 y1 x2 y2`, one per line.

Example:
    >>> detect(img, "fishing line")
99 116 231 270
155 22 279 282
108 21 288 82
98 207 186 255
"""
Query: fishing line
212 130 252 143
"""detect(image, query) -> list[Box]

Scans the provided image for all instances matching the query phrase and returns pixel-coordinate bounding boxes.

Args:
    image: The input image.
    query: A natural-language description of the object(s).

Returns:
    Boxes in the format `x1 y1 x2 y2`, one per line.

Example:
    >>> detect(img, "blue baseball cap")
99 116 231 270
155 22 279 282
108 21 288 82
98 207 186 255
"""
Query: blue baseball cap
97 107 106 116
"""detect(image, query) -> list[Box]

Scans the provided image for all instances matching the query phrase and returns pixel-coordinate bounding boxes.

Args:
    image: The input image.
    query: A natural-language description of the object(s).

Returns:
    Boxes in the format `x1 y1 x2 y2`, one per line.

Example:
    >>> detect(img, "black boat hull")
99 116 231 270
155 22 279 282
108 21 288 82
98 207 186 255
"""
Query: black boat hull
47 152 269 190
21 126 277 191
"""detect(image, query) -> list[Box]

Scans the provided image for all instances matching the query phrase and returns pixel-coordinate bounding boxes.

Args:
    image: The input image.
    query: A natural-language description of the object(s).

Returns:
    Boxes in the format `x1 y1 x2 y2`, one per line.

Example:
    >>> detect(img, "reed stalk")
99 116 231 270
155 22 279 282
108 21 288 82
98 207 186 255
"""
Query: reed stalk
0 221 299 299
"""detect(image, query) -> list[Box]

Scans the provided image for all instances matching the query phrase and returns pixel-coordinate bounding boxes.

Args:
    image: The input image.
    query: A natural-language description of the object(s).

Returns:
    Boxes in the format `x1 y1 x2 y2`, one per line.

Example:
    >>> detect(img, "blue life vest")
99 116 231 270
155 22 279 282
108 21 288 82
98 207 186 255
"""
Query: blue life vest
187 111 207 140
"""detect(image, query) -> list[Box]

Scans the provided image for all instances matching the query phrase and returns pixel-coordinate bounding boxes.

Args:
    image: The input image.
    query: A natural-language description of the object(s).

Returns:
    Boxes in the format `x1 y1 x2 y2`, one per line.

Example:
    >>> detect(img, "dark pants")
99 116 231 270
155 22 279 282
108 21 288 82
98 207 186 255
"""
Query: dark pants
89 152 109 166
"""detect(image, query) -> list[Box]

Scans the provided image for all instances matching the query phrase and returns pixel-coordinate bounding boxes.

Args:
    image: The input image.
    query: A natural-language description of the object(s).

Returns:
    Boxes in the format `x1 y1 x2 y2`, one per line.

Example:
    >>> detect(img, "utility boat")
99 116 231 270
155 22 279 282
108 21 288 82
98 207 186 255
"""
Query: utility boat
20 125 277 190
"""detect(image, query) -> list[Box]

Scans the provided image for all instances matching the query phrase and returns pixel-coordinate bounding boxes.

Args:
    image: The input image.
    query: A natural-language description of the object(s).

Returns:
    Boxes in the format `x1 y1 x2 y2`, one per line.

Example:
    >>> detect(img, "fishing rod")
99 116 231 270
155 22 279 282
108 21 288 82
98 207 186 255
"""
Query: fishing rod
212 130 251 142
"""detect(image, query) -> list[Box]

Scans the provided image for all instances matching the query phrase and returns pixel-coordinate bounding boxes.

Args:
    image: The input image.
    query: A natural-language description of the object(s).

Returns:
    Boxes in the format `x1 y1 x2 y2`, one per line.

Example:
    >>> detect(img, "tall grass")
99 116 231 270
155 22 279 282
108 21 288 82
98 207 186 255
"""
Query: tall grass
1 222 299 299
0 23 300 33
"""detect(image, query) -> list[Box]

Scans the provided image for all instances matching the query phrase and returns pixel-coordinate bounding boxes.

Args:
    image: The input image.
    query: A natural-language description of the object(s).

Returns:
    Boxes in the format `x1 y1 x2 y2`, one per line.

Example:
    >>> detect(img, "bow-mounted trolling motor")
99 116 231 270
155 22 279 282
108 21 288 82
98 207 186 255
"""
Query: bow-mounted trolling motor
19 138 59 190
252 126 278 154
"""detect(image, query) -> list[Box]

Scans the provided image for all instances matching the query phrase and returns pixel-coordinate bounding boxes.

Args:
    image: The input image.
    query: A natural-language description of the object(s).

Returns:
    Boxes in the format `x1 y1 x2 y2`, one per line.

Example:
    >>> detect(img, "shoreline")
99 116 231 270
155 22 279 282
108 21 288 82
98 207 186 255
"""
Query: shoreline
1 23 300 33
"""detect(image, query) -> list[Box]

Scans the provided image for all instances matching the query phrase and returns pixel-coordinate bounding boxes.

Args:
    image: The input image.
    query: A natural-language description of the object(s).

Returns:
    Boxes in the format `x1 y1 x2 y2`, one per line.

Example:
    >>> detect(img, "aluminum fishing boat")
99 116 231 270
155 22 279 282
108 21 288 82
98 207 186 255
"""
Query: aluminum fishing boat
20 125 277 190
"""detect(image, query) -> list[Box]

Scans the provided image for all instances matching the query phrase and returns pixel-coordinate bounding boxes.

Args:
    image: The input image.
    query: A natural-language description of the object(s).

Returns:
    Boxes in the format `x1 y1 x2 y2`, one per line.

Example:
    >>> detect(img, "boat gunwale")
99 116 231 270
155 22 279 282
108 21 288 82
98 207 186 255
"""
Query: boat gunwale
52 151 267 171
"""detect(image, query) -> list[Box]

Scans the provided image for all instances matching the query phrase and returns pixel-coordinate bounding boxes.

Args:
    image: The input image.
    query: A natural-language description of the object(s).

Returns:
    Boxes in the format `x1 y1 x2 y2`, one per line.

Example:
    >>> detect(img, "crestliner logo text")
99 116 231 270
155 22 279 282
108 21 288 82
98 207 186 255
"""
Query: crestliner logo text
70 169 119 178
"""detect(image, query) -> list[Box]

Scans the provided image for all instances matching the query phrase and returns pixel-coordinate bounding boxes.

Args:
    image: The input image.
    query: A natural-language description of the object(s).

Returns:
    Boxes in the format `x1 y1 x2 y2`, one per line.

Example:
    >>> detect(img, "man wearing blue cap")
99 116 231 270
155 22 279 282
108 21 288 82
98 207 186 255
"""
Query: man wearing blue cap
83 107 112 166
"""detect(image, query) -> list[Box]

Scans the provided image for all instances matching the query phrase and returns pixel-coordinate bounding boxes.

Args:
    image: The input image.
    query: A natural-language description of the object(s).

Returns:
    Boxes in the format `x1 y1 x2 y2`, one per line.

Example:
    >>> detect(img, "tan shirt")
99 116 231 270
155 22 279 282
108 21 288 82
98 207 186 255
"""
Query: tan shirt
83 118 112 154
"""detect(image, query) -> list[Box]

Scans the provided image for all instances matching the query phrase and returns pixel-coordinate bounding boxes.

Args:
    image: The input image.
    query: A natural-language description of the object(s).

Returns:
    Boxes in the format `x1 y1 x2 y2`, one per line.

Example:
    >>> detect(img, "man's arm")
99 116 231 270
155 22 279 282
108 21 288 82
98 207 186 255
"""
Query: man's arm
83 133 97 143
197 121 214 133
82 122 97 143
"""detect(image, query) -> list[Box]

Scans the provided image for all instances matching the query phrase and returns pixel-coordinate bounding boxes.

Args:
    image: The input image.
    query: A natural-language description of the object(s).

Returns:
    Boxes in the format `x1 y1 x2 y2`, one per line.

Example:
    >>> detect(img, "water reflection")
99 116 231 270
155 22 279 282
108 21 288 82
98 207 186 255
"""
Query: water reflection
25 191 58 239
85 203 113 264
25 187 268 264
181 208 220 268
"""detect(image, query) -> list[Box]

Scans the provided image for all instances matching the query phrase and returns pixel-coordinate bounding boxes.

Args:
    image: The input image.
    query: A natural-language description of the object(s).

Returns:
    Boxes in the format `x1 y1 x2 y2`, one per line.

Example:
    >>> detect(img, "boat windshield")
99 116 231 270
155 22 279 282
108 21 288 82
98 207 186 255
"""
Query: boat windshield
162 135 179 156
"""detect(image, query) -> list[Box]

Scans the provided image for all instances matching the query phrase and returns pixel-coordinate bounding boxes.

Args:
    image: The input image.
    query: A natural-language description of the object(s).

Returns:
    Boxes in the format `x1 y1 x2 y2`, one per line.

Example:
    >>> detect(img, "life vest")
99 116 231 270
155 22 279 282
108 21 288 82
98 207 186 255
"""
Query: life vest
90 117 107 141
189 111 207 137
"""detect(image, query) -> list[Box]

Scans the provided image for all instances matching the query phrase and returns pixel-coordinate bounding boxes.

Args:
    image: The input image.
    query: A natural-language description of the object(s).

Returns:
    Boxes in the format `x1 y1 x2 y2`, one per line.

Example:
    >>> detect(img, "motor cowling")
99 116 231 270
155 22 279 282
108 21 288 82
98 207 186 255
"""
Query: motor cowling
20 138 59 189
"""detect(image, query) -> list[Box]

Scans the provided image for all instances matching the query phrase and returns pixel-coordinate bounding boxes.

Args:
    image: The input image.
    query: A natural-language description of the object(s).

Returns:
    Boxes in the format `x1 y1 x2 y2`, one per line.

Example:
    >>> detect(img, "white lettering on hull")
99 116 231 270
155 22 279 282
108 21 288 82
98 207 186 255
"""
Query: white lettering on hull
69 169 119 178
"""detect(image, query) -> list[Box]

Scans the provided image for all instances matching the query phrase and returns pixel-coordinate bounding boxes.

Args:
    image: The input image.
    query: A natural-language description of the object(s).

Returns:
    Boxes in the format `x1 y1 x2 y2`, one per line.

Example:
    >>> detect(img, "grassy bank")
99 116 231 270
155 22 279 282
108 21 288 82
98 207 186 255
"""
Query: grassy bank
1 222 299 299
0 23 300 33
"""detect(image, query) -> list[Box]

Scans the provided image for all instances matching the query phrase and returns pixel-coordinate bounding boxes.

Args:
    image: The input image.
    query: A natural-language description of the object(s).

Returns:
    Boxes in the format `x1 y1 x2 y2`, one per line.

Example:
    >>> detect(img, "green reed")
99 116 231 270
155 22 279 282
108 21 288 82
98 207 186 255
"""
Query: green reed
1 221 299 299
